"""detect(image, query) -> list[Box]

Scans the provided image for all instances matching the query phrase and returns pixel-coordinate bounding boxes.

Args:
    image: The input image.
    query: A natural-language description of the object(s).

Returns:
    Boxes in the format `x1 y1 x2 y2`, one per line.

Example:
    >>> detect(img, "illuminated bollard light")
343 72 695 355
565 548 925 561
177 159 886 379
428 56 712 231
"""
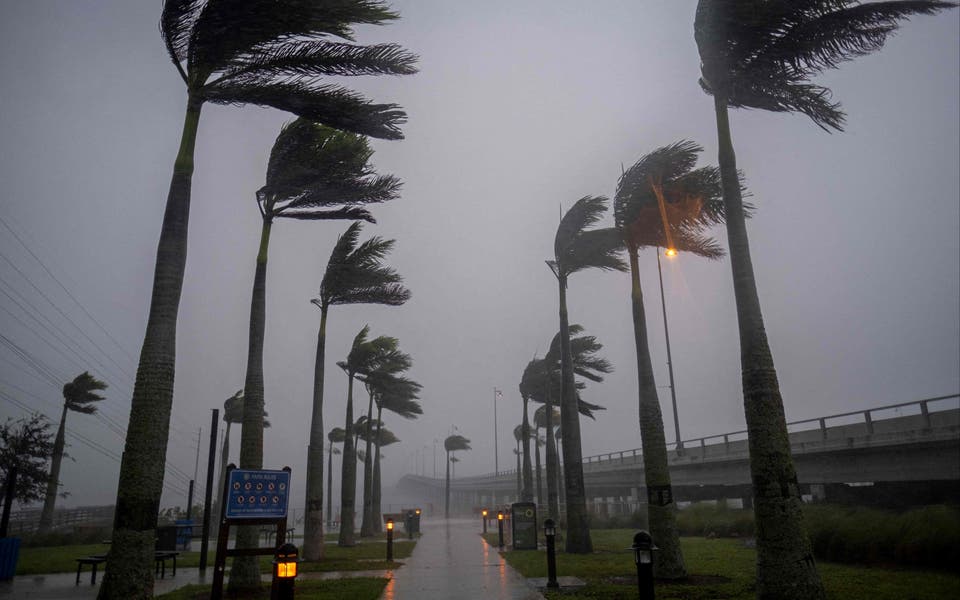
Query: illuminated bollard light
497 511 505 550
271 542 299 600
386 519 394 562
630 530 657 600
481 508 488 534
544 518 559 589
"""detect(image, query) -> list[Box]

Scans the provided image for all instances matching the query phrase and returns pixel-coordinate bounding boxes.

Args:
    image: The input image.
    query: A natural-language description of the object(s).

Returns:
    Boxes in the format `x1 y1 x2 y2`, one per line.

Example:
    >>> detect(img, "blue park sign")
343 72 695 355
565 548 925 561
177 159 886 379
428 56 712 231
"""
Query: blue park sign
224 468 291 520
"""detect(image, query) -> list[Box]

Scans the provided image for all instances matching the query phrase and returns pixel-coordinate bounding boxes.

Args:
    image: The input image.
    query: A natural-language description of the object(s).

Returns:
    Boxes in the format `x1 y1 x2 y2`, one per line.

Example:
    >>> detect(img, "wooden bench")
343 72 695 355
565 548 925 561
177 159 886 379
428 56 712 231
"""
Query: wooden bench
75 555 107 585
155 551 179 578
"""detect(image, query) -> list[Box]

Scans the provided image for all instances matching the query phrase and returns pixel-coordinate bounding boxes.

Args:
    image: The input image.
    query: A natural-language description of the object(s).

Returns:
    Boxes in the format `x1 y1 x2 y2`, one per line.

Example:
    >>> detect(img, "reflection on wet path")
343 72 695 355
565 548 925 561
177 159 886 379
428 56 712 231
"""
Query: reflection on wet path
380 517 543 599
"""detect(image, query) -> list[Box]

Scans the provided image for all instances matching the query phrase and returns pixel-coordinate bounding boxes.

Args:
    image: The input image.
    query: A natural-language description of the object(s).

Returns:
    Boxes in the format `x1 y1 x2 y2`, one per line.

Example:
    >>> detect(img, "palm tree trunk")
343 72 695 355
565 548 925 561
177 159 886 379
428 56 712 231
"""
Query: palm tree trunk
713 96 824 599
360 390 376 536
230 217 273 590
304 308 328 561
515 443 521 498
444 450 451 518
534 427 543 506
39 404 69 532
557 277 592 553
99 97 202 600
372 406 384 534
628 247 686 578
544 391 559 522
520 396 534 502
338 374 357 546
326 443 335 529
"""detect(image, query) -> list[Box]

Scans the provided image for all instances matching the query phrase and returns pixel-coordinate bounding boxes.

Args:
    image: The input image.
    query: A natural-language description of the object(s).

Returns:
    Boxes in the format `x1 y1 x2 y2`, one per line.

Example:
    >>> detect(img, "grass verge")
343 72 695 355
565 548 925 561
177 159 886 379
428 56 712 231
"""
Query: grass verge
485 529 960 599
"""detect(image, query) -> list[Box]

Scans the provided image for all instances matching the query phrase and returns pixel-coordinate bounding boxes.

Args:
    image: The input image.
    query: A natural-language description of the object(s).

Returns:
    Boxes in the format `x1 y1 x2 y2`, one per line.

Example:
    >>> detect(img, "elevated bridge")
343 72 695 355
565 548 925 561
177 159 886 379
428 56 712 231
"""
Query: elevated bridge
399 395 959 514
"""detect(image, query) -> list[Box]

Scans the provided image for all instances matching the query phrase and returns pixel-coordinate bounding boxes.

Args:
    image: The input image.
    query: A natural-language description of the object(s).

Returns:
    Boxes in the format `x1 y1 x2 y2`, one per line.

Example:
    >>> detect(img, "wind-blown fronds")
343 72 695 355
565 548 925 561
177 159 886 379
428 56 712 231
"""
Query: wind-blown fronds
317 222 410 309
62 372 107 415
695 0 956 131
328 427 347 444
553 197 627 278
444 434 471 453
159 0 417 139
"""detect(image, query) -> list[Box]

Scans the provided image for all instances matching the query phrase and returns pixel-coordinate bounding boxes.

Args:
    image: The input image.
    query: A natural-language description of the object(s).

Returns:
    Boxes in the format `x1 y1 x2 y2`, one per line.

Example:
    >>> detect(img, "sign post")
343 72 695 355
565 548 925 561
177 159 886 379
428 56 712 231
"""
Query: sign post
511 502 537 550
211 465 292 600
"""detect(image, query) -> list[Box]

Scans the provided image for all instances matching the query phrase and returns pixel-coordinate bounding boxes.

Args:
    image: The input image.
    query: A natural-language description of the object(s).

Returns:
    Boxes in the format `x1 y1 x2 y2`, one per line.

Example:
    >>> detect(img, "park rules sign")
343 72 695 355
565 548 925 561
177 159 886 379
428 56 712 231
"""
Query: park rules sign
224 468 291 519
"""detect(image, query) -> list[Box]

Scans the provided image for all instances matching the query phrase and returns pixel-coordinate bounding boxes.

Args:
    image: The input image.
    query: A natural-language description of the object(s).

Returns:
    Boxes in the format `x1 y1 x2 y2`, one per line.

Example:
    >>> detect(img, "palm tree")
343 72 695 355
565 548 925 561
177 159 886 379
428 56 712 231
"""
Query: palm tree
613 140 727 579
338 326 408 546
39 372 107 532
367 372 423 533
548 197 626 552
517 361 538 503
532 405 555 507
512 425 525 499
106 3 416 596
444 434 471 518
303 207 408 562
326 427 345 530
359 354 412 538
213 392 269 527
694 2 954 596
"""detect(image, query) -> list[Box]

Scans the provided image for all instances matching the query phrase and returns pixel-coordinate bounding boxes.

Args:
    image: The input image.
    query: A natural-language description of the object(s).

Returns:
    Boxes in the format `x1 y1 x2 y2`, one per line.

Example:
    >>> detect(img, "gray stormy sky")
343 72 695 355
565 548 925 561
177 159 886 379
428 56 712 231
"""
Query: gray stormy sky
0 1 957 512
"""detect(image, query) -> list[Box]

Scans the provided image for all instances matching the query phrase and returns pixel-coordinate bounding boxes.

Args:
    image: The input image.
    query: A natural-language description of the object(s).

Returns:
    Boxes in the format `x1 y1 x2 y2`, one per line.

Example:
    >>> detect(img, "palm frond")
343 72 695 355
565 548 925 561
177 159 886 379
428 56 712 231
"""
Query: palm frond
161 0 204 75
280 206 375 222
554 195 608 262
222 40 417 82
62 372 107 414
577 396 606 420
201 80 407 139
319 228 409 308
188 0 401 79
562 227 628 277
328 426 347 444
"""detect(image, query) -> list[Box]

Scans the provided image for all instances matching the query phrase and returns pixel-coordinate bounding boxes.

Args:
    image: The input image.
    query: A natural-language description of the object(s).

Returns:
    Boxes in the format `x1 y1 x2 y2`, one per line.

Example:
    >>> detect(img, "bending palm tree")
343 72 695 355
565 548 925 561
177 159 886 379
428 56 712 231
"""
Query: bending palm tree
108 3 415 596
39 372 107 532
304 223 408 558
695 2 954 596
613 140 728 579
532 405 555 507
548 197 626 552
326 427 345 529
338 327 409 546
370 375 422 529
444 434 471 518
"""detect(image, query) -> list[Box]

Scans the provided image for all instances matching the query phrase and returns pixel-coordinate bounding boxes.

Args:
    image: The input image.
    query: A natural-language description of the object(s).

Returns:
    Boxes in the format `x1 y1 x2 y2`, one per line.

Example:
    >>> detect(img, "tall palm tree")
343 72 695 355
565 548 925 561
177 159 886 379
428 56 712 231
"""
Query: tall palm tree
613 140 727 579
338 327 408 546
302 187 408 562
39 372 107 532
532 405 555 507
694 2 954 597
359 353 412 538
326 427 345 530
444 434 471 518
371 427 400 528
512 425 525 499
548 197 626 552
517 360 538 502
367 372 423 533
107 3 416 596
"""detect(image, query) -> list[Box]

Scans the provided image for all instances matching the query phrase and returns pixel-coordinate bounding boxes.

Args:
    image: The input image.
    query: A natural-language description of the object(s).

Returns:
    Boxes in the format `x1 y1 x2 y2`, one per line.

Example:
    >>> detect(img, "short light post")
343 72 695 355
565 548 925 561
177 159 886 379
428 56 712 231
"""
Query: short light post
385 519 394 562
630 530 657 600
482 509 488 534
497 511 504 549
544 518 559 589
414 508 422 536
406 510 415 540
271 542 298 600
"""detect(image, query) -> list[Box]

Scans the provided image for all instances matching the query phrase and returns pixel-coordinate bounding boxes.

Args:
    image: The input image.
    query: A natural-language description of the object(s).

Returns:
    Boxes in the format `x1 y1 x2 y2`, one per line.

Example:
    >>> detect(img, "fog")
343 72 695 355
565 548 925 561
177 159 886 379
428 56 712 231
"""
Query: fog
0 1 957 515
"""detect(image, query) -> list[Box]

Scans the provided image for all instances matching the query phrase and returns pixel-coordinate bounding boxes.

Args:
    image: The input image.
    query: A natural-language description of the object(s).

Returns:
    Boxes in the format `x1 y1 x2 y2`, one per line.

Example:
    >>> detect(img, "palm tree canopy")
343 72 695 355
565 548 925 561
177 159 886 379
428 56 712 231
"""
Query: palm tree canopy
444 434 471 453
62 372 107 415
551 196 627 279
342 325 410 377
374 428 400 447
161 0 418 138
316 222 411 309
223 390 244 423
695 0 956 131
259 119 402 222
534 405 561 430
614 140 731 258
366 372 423 419
328 427 346 444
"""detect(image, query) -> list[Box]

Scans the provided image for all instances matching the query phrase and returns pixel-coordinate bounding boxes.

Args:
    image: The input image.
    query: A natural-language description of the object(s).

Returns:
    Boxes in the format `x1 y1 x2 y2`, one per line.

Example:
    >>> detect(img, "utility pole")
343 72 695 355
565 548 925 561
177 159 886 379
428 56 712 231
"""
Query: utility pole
494 388 501 475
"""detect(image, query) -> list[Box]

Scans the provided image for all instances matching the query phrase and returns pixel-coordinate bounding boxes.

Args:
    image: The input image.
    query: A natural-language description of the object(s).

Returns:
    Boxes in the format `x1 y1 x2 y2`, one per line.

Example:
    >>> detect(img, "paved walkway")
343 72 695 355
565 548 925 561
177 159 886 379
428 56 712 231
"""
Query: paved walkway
380 517 544 600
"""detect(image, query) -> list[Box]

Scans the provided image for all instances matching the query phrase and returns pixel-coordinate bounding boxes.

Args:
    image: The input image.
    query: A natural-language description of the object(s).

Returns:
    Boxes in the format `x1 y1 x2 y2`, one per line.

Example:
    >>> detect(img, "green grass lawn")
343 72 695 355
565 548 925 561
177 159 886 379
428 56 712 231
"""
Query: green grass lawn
15 538 416 575
485 530 960 600
155 577 388 600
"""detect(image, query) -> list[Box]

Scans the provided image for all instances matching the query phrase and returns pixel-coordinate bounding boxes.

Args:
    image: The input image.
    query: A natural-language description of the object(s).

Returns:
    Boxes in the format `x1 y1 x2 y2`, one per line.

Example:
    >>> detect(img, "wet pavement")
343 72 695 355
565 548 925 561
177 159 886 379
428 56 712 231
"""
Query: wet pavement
380 517 544 600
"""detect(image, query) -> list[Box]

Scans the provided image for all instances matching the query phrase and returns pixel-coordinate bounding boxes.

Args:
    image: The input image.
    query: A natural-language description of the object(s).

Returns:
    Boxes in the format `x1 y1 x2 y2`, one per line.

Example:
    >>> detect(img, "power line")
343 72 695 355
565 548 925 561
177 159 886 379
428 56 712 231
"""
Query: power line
0 214 137 365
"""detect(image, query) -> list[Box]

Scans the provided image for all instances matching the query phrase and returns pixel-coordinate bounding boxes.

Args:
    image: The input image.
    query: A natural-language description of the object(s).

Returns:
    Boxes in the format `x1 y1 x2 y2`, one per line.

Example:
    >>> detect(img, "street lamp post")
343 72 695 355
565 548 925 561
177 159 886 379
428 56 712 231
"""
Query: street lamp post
656 247 683 454
493 388 501 475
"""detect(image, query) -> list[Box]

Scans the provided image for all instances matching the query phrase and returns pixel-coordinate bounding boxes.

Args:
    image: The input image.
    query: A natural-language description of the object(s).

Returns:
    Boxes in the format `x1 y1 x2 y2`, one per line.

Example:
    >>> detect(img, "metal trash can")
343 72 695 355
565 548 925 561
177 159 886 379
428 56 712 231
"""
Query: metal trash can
174 519 194 551
0 537 21 580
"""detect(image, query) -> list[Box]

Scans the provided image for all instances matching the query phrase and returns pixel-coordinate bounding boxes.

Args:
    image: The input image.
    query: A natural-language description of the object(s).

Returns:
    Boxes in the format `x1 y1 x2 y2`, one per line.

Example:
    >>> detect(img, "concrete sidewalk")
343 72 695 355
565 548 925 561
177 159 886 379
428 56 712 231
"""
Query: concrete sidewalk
380 517 544 600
